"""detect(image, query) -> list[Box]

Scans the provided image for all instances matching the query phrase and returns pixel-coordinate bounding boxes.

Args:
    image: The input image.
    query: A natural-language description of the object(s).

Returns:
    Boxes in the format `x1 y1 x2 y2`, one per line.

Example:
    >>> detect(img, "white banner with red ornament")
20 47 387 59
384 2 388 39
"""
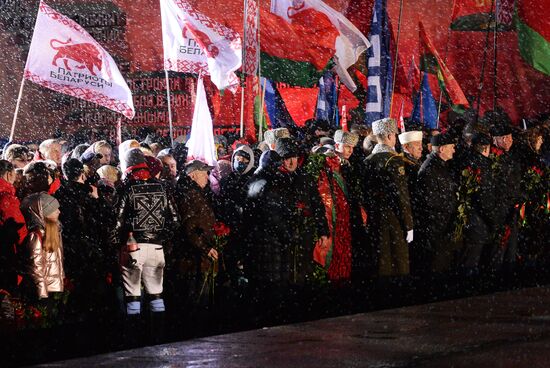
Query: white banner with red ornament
243 0 259 76
160 0 209 75
24 1 135 119
161 0 242 92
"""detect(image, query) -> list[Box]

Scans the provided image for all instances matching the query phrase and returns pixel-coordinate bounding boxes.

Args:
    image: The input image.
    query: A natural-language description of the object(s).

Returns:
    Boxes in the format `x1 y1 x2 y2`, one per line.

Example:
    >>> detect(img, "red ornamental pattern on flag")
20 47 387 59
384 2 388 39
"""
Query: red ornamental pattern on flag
24 1 135 119
161 0 242 91
244 0 259 75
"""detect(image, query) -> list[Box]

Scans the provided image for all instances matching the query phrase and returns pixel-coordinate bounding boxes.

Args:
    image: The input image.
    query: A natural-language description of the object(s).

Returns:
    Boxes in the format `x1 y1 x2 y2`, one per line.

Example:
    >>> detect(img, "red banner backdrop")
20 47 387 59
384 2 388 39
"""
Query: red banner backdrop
1 0 549 140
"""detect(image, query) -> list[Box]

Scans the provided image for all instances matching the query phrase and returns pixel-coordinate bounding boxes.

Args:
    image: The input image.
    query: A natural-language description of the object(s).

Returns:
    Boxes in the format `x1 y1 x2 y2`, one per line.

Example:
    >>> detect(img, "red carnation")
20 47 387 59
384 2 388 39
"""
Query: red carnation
213 222 230 237
29 306 42 320
491 147 504 156
531 166 543 176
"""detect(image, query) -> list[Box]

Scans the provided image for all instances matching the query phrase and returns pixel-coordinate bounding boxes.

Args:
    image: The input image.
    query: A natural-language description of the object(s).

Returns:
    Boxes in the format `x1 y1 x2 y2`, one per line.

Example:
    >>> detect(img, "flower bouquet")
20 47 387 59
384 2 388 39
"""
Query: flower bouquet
453 166 481 242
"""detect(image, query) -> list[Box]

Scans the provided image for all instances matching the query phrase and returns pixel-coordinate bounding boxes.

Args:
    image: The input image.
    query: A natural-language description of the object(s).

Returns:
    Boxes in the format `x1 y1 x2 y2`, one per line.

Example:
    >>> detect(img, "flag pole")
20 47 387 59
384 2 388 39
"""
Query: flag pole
9 77 26 142
437 0 457 126
474 0 496 124
257 5 263 141
240 0 248 139
492 0 499 112
389 0 404 116
436 10 454 127
258 78 267 141
164 70 174 147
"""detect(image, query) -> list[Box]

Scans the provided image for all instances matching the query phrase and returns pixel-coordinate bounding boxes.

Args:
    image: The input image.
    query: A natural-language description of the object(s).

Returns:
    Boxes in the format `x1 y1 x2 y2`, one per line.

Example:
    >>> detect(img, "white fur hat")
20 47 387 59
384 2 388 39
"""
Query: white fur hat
372 118 397 136
398 131 423 145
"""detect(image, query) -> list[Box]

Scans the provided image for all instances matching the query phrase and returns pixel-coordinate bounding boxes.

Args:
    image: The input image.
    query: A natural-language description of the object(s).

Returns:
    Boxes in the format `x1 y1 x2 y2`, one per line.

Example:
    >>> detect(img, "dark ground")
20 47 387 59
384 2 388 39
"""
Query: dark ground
4 269 550 367
33 286 550 368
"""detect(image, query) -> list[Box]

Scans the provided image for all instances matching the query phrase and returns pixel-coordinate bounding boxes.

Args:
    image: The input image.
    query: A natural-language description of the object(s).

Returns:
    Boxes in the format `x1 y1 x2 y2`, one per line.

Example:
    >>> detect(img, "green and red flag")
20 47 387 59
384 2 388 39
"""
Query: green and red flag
419 22 469 112
516 0 550 76
259 8 339 87
450 0 514 32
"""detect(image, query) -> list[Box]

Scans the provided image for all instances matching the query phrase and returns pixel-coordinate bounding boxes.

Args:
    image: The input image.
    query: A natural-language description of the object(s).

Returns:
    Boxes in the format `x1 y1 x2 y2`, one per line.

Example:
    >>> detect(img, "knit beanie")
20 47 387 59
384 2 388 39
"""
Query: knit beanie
121 148 146 173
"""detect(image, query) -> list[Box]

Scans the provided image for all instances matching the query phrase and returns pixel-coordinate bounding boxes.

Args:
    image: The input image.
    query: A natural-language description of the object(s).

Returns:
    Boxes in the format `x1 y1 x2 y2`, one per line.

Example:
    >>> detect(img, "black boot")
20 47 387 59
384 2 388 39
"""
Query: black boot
148 311 166 345
123 314 143 348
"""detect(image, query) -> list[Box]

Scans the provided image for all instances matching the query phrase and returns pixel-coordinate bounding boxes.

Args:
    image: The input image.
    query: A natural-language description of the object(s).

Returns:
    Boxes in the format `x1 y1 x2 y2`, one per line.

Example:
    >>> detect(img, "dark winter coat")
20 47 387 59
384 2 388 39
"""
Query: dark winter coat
491 147 523 227
174 175 217 276
459 151 499 269
55 181 106 280
415 153 458 272
242 152 295 286
0 178 27 292
281 167 329 285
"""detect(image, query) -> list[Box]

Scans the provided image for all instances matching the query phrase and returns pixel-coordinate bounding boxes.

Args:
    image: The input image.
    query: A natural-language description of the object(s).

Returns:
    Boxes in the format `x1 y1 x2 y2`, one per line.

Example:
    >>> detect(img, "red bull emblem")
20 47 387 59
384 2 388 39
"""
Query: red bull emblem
50 38 103 76
182 23 219 58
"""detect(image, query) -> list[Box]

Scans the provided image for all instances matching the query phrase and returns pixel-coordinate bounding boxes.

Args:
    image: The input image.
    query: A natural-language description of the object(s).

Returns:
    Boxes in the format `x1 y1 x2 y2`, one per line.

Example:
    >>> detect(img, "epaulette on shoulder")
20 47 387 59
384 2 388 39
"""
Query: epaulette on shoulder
384 152 406 168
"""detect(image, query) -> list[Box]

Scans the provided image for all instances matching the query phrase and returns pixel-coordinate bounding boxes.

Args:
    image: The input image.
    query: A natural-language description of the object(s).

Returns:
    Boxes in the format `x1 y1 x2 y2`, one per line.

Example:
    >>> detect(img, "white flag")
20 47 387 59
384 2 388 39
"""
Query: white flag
24 1 134 119
186 77 216 166
161 0 242 91
270 0 370 92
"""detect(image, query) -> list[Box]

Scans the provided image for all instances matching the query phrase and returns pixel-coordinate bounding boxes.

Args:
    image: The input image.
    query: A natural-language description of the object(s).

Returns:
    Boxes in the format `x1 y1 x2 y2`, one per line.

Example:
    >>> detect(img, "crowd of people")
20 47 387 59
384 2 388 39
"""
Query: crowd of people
0 110 549 345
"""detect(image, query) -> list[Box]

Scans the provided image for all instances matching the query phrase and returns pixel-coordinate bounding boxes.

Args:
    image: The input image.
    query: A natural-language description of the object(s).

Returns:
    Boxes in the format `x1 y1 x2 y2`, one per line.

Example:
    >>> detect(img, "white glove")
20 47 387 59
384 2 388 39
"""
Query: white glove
406 229 414 243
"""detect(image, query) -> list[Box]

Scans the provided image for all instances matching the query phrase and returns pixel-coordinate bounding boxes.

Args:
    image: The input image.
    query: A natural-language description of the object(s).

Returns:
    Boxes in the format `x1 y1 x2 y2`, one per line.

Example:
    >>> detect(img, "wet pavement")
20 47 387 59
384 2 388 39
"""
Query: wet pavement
35 287 550 367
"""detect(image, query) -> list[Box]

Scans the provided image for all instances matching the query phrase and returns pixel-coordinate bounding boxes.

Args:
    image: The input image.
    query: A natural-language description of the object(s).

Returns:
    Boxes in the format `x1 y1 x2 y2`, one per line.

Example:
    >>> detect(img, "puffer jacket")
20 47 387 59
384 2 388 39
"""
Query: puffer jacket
20 193 64 299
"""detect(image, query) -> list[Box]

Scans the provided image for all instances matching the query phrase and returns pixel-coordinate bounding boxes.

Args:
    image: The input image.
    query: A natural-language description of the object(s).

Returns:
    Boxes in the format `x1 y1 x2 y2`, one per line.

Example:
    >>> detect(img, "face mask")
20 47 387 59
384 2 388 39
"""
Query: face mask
233 160 248 173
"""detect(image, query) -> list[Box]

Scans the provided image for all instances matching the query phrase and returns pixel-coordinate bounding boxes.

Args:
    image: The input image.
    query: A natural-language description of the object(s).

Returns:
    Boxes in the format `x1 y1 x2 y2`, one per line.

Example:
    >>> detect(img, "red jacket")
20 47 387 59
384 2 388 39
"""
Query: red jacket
0 177 28 247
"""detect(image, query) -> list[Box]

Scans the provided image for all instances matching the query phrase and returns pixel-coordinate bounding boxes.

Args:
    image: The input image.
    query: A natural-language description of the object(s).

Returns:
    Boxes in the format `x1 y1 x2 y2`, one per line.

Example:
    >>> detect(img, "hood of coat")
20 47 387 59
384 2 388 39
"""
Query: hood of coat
231 145 255 175
0 177 15 196
20 192 50 232
254 150 282 175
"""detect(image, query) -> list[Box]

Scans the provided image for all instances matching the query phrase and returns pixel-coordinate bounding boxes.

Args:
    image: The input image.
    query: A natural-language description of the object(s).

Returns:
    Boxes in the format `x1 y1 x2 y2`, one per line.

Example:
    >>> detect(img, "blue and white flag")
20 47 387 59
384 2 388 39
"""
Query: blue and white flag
411 73 438 129
315 72 338 127
365 0 393 126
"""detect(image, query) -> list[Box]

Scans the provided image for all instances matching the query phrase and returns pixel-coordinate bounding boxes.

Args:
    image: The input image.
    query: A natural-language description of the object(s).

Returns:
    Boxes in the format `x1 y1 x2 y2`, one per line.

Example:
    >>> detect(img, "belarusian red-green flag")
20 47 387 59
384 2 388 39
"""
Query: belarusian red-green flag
516 0 550 76
450 0 514 31
419 22 469 112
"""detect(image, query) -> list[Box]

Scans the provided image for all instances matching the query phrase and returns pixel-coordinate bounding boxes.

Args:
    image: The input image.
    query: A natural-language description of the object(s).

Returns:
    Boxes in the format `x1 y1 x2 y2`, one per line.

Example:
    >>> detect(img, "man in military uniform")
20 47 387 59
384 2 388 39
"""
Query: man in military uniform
363 118 414 277
398 131 423 217
415 133 458 274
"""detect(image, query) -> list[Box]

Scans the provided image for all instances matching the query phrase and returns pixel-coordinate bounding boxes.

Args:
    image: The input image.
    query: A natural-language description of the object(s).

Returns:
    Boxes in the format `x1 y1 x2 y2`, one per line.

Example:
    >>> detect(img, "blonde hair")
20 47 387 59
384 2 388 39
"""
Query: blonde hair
43 218 61 253
94 140 112 152
96 165 120 183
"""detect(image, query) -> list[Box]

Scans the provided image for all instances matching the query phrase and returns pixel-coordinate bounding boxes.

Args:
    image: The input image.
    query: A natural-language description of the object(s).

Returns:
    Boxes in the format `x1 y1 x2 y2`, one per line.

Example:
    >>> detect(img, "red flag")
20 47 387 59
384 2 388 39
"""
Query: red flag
451 0 514 31
419 22 469 112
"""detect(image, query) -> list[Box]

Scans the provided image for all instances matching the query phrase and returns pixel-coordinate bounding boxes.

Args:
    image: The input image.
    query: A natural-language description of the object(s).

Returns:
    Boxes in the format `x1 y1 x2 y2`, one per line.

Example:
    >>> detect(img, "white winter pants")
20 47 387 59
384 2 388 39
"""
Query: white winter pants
121 243 165 297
